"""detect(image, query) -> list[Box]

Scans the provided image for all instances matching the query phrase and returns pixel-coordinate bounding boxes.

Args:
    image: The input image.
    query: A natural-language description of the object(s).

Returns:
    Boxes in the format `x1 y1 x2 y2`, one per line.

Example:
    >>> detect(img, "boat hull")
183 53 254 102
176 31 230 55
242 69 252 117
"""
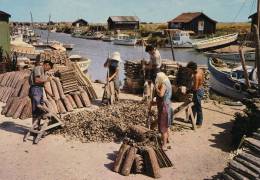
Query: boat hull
205 51 255 61
113 39 137 46
208 59 249 100
75 59 91 74
193 34 238 51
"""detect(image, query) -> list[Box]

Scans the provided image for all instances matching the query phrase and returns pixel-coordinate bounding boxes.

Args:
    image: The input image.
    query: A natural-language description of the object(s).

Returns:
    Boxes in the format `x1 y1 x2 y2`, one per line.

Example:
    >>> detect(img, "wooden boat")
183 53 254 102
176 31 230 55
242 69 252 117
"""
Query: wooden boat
192 33 238 51
208 58 258 100
205 51 255 61
102 36 115 42
83 32 103 40
113 34 137 46
69 55 91 74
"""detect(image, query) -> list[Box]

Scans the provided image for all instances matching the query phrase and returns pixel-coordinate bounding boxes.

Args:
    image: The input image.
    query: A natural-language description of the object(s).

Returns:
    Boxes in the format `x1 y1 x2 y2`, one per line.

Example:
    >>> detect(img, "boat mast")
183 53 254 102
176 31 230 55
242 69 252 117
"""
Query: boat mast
47 14 51 44
30 11 34 31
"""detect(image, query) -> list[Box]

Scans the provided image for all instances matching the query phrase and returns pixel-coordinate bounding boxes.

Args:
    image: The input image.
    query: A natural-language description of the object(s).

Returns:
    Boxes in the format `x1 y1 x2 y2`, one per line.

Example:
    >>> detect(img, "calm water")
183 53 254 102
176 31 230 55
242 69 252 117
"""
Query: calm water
37 30 207 81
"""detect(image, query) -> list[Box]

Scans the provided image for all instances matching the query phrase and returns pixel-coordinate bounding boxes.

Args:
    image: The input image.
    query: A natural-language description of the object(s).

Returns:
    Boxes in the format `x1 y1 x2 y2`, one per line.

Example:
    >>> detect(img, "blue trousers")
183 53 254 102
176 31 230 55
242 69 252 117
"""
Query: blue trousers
192 88 204 125
29 86 44 118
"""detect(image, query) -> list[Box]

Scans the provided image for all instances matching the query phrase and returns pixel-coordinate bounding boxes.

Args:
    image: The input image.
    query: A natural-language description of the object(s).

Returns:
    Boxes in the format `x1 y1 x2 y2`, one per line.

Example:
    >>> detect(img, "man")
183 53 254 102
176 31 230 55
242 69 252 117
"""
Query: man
29 60 53 127
143 43 162 83
186 61 204 128
103 52 121 102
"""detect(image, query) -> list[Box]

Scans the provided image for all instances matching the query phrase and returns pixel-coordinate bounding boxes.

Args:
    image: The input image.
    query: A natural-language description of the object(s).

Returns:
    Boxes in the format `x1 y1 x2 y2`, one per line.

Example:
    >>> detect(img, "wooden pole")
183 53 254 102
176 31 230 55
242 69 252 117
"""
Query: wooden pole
166 30 175 61
257 0 260 30
239 47 251 88
47 14 51 44
253 25 260 92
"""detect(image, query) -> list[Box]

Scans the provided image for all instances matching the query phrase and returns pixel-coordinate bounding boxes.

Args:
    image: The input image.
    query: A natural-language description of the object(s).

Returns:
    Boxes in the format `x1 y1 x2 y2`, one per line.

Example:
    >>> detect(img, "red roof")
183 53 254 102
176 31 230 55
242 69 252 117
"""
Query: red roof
168 12 216 23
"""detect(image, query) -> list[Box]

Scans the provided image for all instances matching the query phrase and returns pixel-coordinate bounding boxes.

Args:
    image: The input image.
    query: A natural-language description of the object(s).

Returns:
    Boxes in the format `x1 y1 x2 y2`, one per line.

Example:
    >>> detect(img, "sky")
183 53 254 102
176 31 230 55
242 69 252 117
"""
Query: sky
0 0 257 23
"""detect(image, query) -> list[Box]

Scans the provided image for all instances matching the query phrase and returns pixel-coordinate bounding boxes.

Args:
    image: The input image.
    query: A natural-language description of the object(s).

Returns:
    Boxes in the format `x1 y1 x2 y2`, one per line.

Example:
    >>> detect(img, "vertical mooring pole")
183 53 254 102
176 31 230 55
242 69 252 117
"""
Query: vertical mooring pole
166 30 175 61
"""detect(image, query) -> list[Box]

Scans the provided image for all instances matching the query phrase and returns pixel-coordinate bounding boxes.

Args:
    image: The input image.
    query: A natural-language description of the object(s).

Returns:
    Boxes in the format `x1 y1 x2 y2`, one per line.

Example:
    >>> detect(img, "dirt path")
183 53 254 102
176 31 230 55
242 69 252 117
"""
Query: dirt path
0 89 243 180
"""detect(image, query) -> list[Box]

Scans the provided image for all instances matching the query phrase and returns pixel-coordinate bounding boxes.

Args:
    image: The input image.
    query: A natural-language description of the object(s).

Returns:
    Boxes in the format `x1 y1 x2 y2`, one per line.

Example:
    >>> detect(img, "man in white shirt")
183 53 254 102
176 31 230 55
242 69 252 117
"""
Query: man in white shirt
145 45 162 83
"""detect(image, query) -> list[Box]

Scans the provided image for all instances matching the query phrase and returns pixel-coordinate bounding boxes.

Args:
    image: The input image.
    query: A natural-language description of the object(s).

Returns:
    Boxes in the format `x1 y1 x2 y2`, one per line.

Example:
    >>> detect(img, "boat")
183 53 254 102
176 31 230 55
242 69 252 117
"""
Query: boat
11 35 42 60
204 51 255 62
192 33 238 51
69 55 91 74
165 30 193 48
83 32 103 40
113 34 137 46
208 58 258 100
63 43 74 50
102 35 115 42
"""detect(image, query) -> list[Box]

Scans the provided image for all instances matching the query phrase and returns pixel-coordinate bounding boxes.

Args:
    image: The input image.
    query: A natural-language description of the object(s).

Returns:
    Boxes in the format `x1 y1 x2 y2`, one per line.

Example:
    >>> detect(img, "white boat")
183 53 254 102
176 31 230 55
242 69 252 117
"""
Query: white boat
165 31 193 48
205 51 255 62
102 36 115 42
208 58 258 100
83 32 103 40
192 33 238 51
69 55 91 73
11 35 41 60
113 34 137 46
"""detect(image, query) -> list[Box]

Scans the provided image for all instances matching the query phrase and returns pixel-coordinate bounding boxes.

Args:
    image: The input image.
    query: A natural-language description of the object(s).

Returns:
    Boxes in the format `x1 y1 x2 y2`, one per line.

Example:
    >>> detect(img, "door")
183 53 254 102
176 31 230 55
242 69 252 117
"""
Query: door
198 21 204 34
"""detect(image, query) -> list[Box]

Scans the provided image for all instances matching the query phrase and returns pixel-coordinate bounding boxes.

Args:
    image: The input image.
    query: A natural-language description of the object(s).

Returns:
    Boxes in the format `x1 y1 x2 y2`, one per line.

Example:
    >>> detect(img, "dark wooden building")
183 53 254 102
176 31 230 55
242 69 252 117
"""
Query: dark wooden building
72 19 88 27
168 12 217 35
248 13 259 32
107 16 139 30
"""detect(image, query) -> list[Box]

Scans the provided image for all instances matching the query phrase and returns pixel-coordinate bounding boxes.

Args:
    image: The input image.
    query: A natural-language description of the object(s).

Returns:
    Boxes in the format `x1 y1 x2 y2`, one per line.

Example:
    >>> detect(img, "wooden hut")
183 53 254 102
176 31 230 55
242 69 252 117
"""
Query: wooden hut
0 10 11 57
72 19 89 27
248 12 259 33
168 12 217 35
107 16 139 30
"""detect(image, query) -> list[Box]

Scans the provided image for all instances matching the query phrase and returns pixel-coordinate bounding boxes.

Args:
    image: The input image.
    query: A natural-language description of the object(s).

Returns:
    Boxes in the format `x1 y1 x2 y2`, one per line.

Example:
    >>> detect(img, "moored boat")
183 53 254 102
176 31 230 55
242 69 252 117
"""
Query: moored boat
113 34 137 46
165 30 193 48
192 33 238 51
69 55 91 74
208 58 258 100
83 32 103 40
101 35 115 42
205 51 255 62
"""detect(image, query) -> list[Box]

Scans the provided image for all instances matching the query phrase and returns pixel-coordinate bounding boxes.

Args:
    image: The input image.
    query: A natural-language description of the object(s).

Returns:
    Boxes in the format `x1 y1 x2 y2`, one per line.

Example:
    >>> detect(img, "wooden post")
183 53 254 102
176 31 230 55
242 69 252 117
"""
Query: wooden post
166 30 175 61
239 47 251 89
253 25 260 92
257 0 260 31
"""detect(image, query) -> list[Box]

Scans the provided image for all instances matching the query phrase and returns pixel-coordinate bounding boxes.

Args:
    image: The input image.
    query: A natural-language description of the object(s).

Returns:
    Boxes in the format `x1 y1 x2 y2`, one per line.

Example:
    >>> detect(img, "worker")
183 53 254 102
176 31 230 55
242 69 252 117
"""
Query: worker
29 60 53 127
142 40 162 83
150 72 173 150
186 61 204 128
104 51 121 100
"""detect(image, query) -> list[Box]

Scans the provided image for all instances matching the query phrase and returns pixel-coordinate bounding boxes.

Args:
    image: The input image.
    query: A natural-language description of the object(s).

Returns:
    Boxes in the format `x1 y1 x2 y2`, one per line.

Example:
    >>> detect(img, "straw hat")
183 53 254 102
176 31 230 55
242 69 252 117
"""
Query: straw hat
110 52 121 62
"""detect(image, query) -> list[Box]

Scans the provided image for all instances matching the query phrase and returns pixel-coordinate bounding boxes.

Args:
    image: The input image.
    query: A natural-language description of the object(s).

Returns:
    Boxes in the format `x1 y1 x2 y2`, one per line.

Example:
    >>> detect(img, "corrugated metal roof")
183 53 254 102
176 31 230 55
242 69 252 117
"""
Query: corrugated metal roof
0 10 11 18
168 12 216 23
109 16 139 22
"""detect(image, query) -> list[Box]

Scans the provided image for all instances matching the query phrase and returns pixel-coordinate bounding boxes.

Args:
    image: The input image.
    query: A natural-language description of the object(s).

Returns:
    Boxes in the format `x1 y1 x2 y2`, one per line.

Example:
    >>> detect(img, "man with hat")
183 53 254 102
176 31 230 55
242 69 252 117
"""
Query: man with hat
104 52 121 100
